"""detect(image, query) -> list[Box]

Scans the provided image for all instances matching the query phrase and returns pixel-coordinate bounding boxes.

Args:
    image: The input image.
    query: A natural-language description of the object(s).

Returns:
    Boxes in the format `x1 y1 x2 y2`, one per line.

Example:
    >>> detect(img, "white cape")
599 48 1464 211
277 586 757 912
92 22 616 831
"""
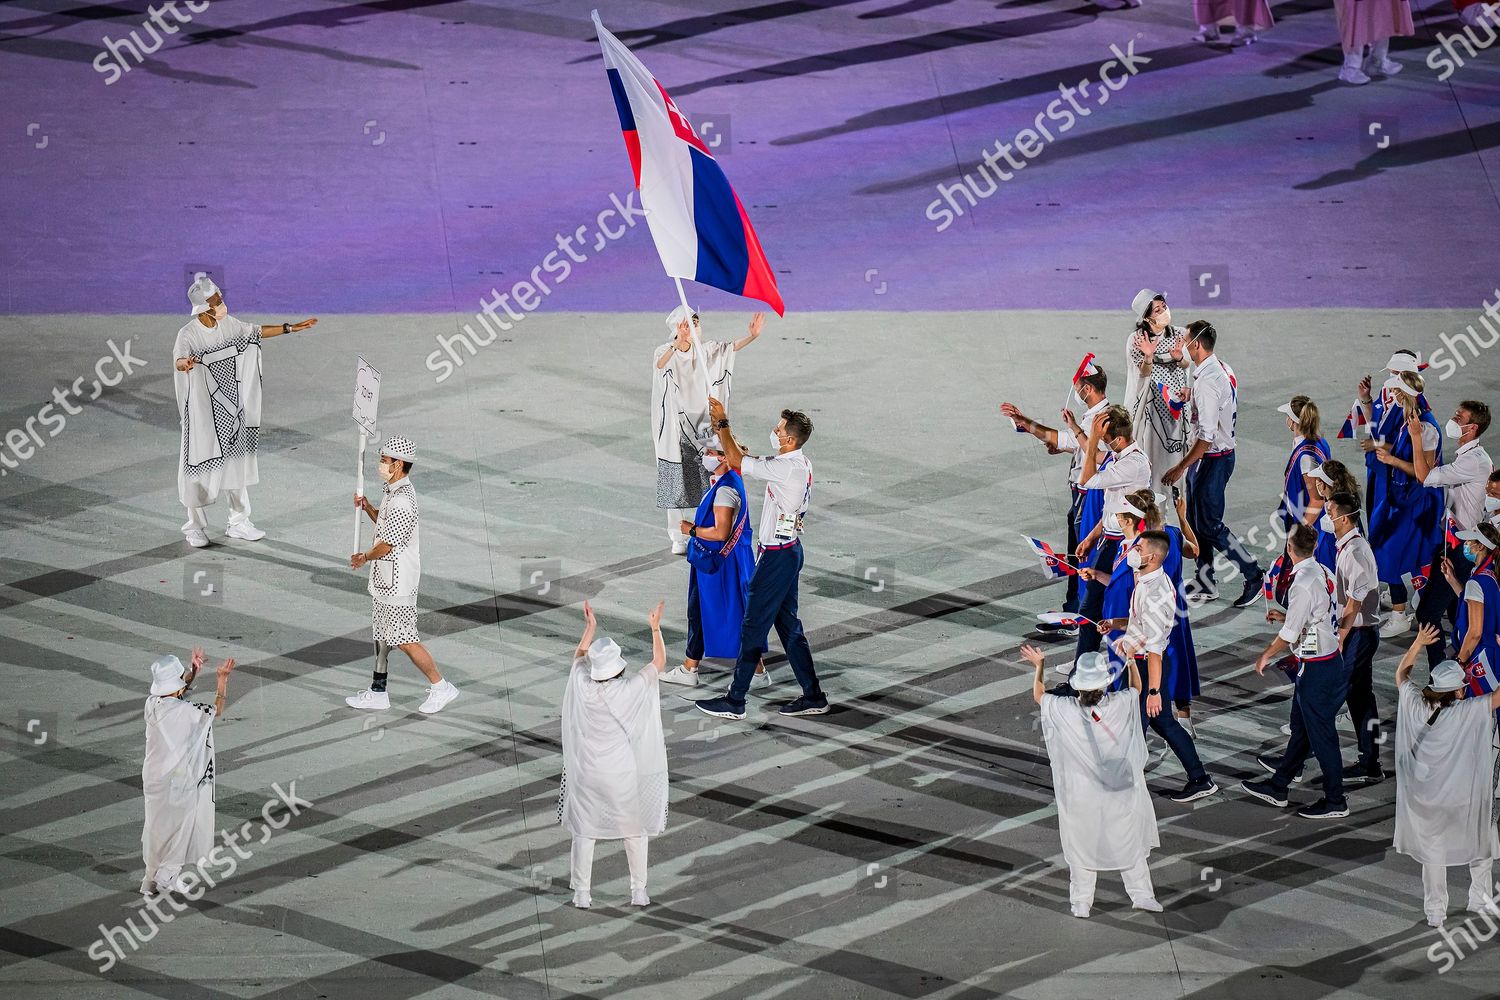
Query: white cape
174 314 263 507
1394 681 1499 865
559 660 668 839
1041 691 1159 871
651 335 734 465
142 696 217 888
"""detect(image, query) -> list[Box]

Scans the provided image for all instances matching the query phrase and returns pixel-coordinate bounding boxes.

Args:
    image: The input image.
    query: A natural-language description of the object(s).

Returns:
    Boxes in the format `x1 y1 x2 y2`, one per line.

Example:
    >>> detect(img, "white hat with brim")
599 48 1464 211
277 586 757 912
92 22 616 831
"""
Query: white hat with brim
150 654 188 696
188 275 219 317
1430 659 1467 692
1386 353 1420 374
1276 402 1297 419
666 304 698 331
380 434 416 465
1309 463 1335 486
1070 651 1113 691
1131 289 1163 319
1381 374 1413 395
586 637 628 681
1456 527 1499 547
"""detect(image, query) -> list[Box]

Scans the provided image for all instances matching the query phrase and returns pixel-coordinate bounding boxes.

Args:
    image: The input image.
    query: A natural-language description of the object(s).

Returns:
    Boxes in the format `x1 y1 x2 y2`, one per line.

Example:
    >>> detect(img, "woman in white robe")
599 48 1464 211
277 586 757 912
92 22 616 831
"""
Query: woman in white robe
559 601 669 908
1124 289 1192 489
142 649 236 895
1022 645 1162 918
1393 626 1500 927
652 306 764 552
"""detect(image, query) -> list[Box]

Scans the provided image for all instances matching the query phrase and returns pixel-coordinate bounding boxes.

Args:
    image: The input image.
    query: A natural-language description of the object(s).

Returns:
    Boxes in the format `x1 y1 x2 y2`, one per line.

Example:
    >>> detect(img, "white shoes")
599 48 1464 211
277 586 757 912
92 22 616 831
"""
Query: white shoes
661 665 700 687
1339 62 1371 86
1230 29 1258 46
572 892 591 909
1380 610 1412 639
184 528 209 548
750 670 771 690
1365 55 1402 77
1191 27 1220 42
346 688 390 710
1133 898 1165 913
1428 911 1445 928
630 889 650 906
1071 903 1090 918
225 520 266 541
419 679 460 714
1281 722 1293 737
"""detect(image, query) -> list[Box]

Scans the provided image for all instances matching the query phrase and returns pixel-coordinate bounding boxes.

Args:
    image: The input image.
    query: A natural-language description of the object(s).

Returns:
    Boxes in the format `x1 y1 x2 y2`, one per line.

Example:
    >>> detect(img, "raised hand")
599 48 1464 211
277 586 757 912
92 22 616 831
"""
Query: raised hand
707 396 726 422
290 318 318 332
191 647 206 672
648 600 665 631
1019 644 1045 670
1413 623 1441 648
216 657 236 681
747 312 765 339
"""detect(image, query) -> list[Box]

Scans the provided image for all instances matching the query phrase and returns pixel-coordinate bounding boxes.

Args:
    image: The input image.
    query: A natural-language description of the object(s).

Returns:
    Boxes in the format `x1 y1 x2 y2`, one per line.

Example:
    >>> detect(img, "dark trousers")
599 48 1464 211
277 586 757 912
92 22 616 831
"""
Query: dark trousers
1416 537 1472 667
1343 626 1381 769
726 543 820 706
1139 678 1208 783
1187 452 1260 586
1064 486 1085 614
1075 535 1121 657
1272 652 1352 806
685 571 705 661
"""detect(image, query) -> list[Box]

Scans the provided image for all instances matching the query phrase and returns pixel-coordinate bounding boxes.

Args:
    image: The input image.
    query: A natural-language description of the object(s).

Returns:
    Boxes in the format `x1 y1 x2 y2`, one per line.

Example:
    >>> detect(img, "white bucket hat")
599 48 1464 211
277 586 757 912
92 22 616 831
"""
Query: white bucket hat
1070 651 1114 691
150 654 188 696
380 434 416 465
586 637 628 681
666 304 698 331
187 275 220 316
1429 659 1467 693
1131 288 1164 319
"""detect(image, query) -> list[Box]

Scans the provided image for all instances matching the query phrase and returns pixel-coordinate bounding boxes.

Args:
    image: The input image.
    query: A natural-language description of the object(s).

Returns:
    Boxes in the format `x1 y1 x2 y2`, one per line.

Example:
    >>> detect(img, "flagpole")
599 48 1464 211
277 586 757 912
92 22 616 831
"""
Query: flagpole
672 276 692 320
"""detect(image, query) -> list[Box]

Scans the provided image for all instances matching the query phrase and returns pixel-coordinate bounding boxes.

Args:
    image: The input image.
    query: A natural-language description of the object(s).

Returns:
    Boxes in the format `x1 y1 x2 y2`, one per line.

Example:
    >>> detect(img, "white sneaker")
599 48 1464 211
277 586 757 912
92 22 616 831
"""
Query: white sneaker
1339 64 1371 86
660 665 700 687
1071 903 1090 918
225 520 266 541
184 528 209 548
1230 29 1257 46
346 688 390 710
1191 27 1221 42
572 892 591 909
1133 898 1165 913
670 540 689 555
1428 911 1445 928
1379 610 1412 639
1280 722 1293 737
750 670 771 690
419 679 459 714
1365 56 1402 76
630 889 650 906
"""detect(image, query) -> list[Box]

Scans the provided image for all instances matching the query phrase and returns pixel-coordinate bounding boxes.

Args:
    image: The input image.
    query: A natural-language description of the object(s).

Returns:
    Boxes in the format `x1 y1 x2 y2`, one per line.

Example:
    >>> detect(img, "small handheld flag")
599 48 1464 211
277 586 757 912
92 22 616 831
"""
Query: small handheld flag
1158 381 1186 419
1072 352 1099 384
1027 537 1077 578
1468 649 1497 697
1337 401 1367 439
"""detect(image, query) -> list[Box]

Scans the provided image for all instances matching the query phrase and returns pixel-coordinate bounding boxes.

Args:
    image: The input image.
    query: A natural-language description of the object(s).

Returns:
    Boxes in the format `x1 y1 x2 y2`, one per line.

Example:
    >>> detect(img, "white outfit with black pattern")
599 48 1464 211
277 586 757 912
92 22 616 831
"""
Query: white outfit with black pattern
369 477 421 646
173 314 263 527
141 695 217 893
1124 326 1192 487
651 335 735 510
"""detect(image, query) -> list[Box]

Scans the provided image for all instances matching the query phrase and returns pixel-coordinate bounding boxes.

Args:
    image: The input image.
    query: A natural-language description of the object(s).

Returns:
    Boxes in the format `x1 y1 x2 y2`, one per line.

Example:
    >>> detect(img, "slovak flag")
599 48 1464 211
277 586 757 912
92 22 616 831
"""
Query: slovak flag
594 12 784 316
1027 537 1076 578
1072 352 1099 384
1467 649 1497 697
1158 381 1186 419
1337 401 1367 439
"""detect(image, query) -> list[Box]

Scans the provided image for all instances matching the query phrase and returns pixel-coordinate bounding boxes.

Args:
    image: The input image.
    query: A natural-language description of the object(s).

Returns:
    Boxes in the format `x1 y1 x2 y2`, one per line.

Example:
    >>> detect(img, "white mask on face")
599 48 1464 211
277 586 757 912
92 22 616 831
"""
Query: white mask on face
769 432 782 451
211 301 227 320
1487 496 1500 513
1319 513 1335 533
701 455 721 472
1126 549 1143 570
379 460 398 483
1446 419 1466 440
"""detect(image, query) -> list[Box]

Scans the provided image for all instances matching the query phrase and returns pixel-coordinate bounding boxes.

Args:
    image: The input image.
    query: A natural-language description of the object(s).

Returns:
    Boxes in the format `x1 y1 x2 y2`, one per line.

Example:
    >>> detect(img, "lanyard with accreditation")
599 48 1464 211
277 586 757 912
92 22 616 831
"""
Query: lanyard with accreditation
768 467 813 545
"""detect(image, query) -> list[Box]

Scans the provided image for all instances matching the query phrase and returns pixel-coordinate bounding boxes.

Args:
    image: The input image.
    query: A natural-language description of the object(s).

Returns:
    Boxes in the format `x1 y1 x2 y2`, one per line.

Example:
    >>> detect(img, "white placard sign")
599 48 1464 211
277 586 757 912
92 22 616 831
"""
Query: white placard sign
353 356 381 436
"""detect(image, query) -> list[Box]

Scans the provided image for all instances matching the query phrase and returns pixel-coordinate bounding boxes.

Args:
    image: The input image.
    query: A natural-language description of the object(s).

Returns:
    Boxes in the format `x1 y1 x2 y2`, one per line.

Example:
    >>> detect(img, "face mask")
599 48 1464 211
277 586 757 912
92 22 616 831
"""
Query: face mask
1446 419 1466 440
379 461 398 483
211 301 227 320
1467 545 1485 563
1319 513 1335 533
1126 549 1143 570
701 455 721 472
769 432 782 451
1487 496 1500 513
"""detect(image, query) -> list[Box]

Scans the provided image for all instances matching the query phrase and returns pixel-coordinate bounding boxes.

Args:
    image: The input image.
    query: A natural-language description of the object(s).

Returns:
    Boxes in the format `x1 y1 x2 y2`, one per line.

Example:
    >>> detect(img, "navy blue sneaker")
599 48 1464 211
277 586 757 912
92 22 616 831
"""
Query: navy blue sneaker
778 695 830 717
1297 798 1350 820
1168 777 1218 803
1233 572 1264 609
695 697 746 721
1240 778 1289 808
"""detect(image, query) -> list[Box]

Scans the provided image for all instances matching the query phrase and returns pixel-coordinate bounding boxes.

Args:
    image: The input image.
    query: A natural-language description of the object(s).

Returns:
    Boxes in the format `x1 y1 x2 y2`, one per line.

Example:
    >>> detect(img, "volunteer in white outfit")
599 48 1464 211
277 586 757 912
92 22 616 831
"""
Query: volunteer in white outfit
1019 645 1162 918
1245 523 1351 819
172 275 317 547
1392 625 1500 927
559 601 669 909
1074 405 1151 657
652 306 764 553
347 435 459 715
141 648 236 896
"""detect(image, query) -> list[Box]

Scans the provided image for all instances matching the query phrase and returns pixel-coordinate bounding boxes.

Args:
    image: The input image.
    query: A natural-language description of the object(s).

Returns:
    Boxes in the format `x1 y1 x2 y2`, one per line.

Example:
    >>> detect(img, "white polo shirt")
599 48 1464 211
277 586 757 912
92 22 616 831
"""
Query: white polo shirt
1126 567 1176 657
1278 557 1338 658
741 449 812 548
1190 354 1237 454
1424 439 1494 531
1057 397 1111 487
1333 530 1380 629
1082 441 1151 537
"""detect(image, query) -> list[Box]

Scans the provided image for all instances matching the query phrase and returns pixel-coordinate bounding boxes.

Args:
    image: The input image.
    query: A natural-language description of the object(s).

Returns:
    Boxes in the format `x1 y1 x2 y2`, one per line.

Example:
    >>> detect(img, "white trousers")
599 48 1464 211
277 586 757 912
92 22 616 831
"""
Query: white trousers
182 488 252 531
1069 857 1156 909
667 509 692 545
1423 859 1496 918
570 835 648 896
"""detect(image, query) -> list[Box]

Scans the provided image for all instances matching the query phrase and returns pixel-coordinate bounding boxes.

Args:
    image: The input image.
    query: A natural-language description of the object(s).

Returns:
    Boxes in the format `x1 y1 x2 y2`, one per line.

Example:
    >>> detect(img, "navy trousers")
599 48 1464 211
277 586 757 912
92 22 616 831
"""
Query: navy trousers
1187 452 1260 586
1075 535 1121 657
726 543 821 707
1271 652 1351 806
1137 675 1208 784
1064 486 1085 614
1343 626 1381 770
1416 537 1472 668
685 571 705 661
